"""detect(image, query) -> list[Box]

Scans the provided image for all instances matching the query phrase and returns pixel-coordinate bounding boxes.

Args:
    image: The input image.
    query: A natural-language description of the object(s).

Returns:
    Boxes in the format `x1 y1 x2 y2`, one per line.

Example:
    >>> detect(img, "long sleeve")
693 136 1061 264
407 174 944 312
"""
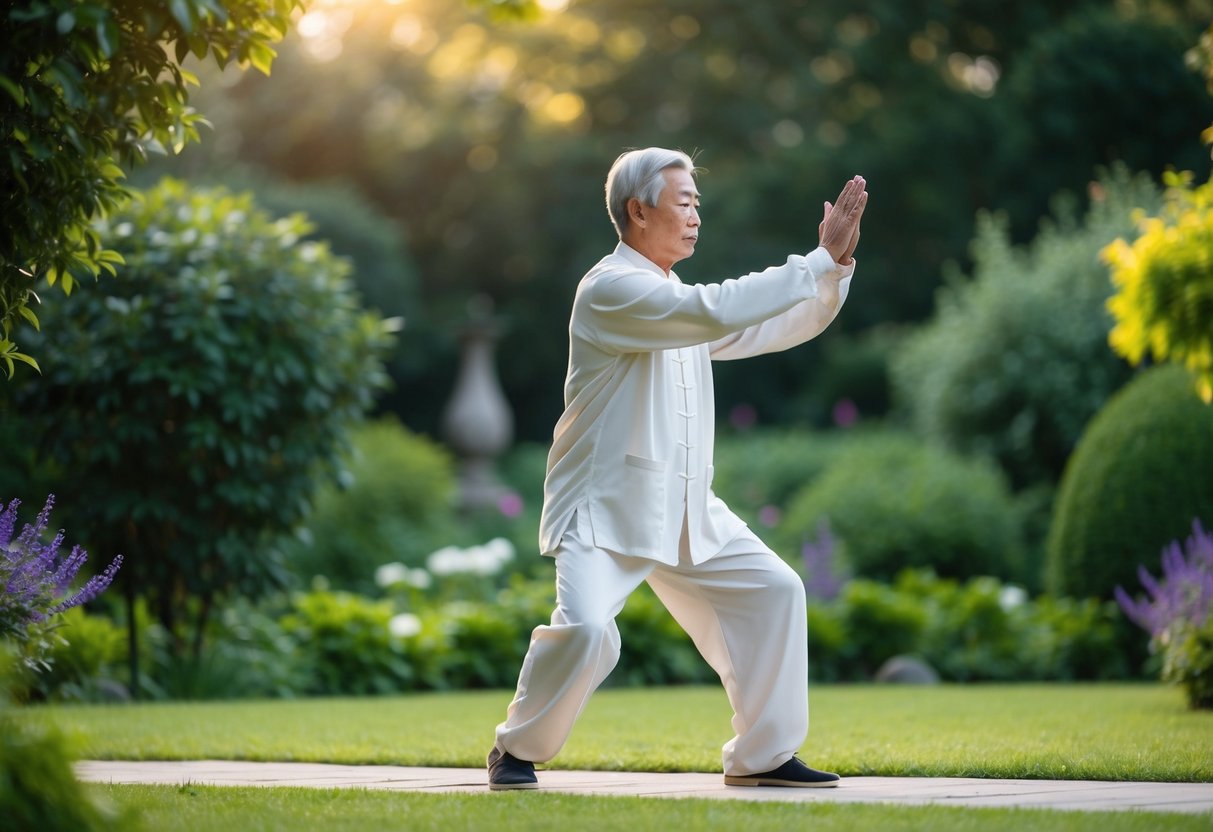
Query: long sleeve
577 247 843 355
708 253 854 361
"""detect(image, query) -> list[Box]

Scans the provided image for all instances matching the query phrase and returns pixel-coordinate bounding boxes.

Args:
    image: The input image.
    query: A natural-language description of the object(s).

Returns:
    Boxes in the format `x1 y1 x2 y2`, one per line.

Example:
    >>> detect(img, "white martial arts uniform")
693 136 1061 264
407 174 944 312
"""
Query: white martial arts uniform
495 241 854 776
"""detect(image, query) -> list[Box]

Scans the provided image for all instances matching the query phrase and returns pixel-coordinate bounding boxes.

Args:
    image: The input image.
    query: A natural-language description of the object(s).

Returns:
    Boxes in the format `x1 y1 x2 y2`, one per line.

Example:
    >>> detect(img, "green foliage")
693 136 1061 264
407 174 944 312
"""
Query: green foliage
805 571 1126 683
892 168 1163 490
0 648 124 830
281 419 457 592
1161 617 1213 709
712 428 865 531
281 589 414 696
1046 365 1213 599
780 431 1024 584
1104 171 1213 402
1 178 391 659
34 564 1131 700
210 172 422 323
31 608 127 702
0 0 303 369
610 584 715 687
993 10 1213 236
831 581 928 678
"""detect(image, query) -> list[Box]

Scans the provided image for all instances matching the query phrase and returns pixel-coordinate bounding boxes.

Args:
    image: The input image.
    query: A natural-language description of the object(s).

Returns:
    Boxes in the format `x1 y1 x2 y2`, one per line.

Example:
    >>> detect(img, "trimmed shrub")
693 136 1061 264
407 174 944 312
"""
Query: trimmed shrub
779 432 1024 583
1046 365 1213 600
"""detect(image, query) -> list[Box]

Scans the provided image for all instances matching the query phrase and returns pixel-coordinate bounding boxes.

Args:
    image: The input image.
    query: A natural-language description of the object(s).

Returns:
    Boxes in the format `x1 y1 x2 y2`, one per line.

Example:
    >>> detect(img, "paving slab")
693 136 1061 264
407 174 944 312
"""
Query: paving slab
76 760 1213 815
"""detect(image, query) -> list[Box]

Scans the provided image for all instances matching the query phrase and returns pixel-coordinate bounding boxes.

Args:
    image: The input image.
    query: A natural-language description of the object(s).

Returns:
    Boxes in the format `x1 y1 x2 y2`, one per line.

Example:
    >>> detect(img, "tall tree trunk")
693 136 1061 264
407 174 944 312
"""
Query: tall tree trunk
191 589 213 663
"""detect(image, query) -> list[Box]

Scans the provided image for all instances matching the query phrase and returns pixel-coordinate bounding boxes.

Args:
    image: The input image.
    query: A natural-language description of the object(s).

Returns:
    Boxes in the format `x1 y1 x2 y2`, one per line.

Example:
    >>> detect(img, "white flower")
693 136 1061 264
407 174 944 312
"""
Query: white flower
427 545 465 576
406 568 432 590
999 585 1027 612
389 612 422 639
463 546 500 576
375 562 408 588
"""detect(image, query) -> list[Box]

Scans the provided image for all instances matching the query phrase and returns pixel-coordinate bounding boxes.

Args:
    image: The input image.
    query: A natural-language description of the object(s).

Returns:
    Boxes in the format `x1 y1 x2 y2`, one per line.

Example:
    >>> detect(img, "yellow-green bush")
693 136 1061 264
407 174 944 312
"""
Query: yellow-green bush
1103 172 1213 402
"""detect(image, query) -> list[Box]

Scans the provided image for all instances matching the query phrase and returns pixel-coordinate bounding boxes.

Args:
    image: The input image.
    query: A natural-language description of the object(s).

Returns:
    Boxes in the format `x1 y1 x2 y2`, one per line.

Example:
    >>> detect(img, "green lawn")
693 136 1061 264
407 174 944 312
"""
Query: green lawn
42 683 1213 782
87 784 1212 832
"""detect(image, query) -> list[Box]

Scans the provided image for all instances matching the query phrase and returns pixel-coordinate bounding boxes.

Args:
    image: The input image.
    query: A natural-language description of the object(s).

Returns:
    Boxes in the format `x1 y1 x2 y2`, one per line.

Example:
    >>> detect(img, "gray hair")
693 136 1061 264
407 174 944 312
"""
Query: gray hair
605 147 698 237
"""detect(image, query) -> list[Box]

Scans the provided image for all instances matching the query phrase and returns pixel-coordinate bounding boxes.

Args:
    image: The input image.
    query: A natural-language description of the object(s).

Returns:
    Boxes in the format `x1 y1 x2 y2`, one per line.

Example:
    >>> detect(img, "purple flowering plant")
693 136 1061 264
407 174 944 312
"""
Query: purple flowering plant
1 495 122 673
1115 519 1213 709
802 518 848 602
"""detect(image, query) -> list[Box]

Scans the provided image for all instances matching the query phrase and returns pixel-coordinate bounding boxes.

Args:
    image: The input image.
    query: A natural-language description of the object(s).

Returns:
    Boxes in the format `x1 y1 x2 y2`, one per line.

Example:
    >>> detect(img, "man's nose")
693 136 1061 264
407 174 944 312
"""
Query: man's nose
689 207 700 226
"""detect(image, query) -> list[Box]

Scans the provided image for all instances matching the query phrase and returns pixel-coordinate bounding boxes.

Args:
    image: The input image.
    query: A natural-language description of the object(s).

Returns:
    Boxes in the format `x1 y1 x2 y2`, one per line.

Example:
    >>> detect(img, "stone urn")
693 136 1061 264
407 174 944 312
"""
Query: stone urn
441 294 514 512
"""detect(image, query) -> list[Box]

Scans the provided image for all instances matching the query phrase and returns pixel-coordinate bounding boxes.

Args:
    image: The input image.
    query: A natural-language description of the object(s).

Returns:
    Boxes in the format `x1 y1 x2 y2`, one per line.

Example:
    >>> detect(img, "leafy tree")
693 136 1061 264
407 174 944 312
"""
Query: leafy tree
0 179 392 689
0 0 545 378
0 0 305 376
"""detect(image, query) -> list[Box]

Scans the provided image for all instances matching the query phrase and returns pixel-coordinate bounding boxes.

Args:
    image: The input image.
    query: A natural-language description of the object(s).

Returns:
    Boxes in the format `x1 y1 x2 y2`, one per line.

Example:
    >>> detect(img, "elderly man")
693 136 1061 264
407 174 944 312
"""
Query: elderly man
488 147 866 791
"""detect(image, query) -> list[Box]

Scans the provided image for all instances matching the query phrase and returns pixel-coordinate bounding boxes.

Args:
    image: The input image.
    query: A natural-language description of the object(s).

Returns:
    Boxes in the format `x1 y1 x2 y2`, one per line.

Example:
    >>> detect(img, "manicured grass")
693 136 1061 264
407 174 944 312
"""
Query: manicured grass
89 784 1211 832
41 684 1213 782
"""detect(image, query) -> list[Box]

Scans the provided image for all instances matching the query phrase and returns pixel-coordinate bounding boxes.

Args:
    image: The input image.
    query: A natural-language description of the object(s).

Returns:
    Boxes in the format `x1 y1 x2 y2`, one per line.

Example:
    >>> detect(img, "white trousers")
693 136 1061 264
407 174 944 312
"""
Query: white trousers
494 509 809 776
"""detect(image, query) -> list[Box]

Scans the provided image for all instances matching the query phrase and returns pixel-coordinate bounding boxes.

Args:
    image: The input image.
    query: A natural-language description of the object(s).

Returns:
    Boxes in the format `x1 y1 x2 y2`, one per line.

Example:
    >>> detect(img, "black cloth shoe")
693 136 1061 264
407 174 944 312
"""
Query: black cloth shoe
723 755 840 788
487 745 538 791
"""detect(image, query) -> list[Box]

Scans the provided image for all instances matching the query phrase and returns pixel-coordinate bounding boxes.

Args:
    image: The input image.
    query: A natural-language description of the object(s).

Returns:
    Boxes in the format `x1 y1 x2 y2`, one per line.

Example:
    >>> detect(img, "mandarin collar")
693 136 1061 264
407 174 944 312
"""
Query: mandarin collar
615 241 676 279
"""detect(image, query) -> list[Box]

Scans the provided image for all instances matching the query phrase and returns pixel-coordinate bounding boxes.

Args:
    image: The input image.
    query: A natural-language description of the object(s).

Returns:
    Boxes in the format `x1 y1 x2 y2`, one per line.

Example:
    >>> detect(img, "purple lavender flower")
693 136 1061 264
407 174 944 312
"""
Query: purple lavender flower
0 495 123 639
802 517 848 602
1115 518 1213 639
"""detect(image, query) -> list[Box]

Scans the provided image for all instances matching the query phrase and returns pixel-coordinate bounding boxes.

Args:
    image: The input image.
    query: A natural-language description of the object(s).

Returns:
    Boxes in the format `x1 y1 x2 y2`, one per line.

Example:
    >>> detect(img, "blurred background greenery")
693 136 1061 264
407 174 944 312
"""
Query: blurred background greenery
2 0 1212 706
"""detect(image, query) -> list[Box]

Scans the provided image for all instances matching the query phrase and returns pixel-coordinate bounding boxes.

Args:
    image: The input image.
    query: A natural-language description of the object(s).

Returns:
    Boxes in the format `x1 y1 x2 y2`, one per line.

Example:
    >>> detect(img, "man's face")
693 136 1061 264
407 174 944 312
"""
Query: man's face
634 167 701 272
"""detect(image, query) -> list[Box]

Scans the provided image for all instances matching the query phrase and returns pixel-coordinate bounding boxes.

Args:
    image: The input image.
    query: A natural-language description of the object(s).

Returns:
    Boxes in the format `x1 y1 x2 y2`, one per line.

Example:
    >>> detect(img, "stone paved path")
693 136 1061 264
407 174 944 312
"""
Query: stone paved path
76 760 1213 814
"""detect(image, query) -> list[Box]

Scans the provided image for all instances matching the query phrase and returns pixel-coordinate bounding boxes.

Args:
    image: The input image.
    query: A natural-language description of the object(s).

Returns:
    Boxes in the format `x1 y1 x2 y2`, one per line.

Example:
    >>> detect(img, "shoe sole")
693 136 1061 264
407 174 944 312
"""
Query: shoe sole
723 775 840 788
489 781 540 791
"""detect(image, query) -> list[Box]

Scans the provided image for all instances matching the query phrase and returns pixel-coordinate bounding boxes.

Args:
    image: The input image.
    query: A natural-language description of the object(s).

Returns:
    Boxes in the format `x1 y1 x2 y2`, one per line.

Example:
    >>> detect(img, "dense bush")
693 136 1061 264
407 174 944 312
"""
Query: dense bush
891 167 1162 490
805 570 1126 683
779 431 1025 584
282 419 457 592
280 588 414 696
1 178 392 671
1046 365 1213 601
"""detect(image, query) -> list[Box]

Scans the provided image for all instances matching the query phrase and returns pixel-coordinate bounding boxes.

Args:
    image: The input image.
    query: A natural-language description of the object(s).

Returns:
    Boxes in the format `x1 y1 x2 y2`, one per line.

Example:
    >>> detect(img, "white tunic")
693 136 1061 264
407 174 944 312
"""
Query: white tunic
538 241 854 565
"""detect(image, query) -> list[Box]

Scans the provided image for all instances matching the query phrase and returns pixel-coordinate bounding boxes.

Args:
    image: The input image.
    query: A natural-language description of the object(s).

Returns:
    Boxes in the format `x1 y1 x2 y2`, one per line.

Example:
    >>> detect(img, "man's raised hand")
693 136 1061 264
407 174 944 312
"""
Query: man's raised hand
818 175 867 265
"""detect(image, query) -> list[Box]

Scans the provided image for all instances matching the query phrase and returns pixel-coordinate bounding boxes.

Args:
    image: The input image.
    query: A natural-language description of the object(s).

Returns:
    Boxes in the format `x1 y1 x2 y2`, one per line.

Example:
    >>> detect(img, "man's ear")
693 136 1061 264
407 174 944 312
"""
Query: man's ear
627 197 646 228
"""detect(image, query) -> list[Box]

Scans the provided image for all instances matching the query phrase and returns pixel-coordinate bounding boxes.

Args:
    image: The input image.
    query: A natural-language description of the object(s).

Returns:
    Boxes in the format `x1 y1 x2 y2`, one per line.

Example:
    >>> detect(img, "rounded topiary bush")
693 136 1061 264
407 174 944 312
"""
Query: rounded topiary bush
1045 364 1213 599
779 432 1024 583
